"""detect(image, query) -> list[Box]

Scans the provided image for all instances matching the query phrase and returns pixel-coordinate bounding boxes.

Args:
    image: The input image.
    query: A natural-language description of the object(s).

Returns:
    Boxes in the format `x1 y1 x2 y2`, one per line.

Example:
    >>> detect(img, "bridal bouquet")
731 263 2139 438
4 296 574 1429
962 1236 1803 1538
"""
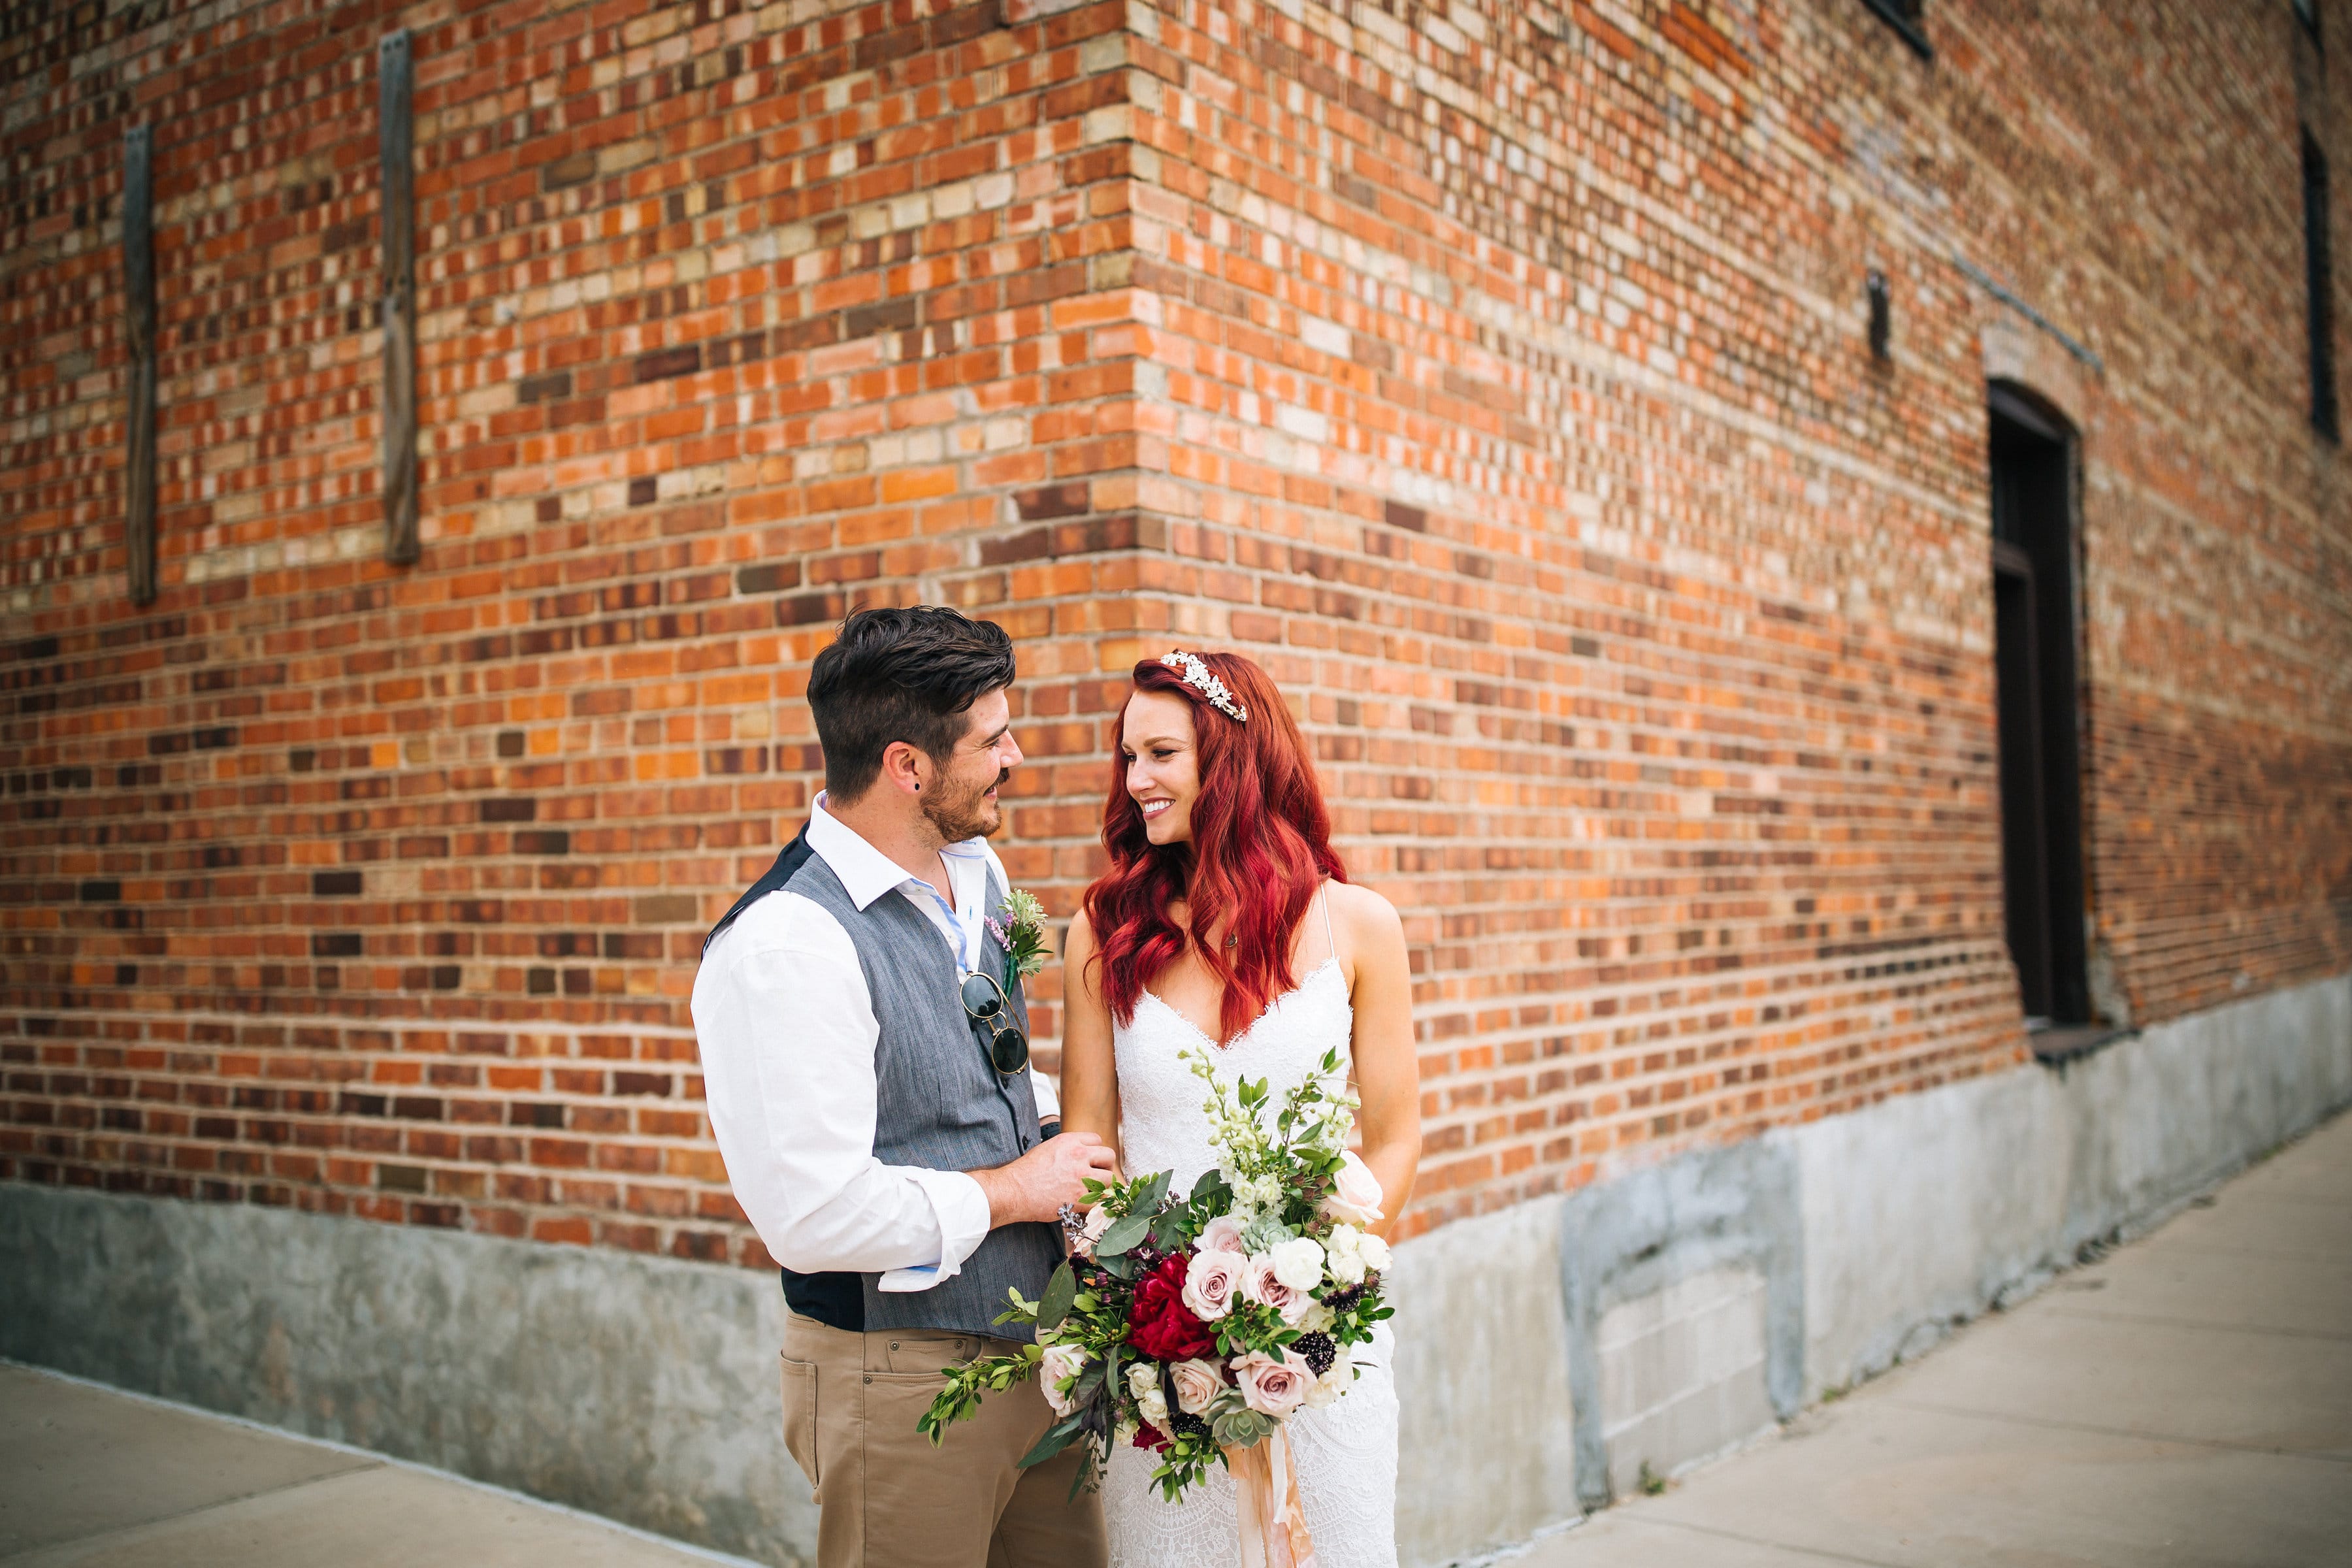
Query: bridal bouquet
919 1043 1392 1518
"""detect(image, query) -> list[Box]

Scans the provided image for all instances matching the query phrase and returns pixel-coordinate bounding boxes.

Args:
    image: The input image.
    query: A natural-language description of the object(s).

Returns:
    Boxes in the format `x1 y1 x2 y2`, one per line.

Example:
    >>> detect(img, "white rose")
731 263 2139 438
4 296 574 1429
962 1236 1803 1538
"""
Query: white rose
1270 1236 1326 1292
1126 1362 1159 1401
1296 1299 1337 1333
1139 1384 1171 1428
1183 1249 1247 1321
1305 1361 1354 1409
1231 1348 1315 1419
1326 1243 1368 1288
1040 1344 1089 1416
1320 1150 1384 1226
1198 1213 1247 1256
1356 1232 1392 1275
1168 1357 1226 1416
1241 1252 1311 1324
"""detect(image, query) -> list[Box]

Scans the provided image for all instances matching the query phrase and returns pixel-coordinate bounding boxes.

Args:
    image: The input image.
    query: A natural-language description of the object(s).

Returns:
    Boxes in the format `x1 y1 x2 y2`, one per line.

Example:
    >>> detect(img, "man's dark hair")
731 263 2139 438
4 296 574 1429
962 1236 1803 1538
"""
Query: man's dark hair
806 606 1017 802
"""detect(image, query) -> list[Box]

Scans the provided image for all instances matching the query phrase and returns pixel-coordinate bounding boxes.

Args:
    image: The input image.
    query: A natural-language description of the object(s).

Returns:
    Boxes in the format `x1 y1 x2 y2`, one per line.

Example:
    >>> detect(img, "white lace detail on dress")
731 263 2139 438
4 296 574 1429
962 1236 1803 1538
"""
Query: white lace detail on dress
1101 940 1401 1568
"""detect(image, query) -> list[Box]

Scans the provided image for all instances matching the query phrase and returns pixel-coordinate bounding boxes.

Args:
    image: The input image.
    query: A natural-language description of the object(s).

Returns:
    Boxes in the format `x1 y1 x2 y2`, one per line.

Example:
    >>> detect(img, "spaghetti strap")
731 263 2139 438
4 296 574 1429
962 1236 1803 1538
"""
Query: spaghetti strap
1319 883 1337 967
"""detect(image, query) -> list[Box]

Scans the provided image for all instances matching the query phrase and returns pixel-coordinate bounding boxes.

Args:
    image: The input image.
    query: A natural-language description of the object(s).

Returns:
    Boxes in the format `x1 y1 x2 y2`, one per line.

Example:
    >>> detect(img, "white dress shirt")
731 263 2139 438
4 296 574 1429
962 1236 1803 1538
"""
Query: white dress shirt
693 795 1028 1292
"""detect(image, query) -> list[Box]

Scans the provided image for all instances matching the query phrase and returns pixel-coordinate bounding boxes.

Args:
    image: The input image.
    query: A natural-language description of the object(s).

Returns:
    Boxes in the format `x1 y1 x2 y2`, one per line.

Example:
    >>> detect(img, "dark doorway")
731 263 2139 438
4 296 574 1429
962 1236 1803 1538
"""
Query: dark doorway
1988 385 2090 1028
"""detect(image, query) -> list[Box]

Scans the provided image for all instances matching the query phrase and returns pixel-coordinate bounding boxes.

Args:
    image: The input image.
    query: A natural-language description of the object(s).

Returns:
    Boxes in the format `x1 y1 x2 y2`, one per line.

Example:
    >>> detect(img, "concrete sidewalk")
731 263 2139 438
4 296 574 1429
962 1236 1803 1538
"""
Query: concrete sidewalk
0 1365 751 1568
1522 1107 2352 1568
4 1111 2346 1568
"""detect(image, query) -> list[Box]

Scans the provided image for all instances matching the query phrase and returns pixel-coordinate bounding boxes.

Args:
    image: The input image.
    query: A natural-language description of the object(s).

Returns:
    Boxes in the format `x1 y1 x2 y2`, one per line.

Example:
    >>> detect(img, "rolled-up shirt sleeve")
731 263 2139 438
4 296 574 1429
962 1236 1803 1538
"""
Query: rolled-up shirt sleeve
693 893 992 1287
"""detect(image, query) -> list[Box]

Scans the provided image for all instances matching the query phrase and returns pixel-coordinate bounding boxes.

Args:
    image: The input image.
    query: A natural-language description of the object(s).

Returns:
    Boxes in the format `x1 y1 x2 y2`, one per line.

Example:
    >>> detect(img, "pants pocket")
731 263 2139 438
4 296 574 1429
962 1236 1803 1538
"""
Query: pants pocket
882 1333 977 1375
779 1354 820 1496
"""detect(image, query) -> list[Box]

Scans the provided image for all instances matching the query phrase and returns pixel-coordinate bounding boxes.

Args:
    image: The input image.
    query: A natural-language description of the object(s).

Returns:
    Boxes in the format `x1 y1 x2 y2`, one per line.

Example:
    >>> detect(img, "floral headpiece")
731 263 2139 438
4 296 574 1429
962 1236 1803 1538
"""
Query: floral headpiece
1162 649 1249 723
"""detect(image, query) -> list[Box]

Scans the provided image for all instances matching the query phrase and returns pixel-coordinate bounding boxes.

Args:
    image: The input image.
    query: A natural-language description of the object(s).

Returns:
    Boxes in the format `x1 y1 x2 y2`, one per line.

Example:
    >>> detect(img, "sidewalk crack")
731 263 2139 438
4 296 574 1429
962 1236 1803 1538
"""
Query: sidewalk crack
0 1463 383 1564
1877 1399 2352 1464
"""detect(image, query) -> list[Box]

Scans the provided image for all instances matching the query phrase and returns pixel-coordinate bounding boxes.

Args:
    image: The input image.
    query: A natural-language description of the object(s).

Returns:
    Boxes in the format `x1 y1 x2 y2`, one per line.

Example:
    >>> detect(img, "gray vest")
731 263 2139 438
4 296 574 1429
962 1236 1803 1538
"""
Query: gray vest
784 854 1062 1339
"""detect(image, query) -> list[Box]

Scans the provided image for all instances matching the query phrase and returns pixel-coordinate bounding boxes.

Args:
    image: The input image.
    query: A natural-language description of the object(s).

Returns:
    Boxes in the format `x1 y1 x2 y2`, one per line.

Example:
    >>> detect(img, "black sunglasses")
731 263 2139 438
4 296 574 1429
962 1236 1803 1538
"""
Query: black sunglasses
959 970 1030 1077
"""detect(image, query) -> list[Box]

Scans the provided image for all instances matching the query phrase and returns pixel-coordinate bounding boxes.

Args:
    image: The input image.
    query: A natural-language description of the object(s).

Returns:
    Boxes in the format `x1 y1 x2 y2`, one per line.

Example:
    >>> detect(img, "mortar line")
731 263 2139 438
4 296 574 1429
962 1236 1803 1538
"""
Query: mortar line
1876 1397 2352 1464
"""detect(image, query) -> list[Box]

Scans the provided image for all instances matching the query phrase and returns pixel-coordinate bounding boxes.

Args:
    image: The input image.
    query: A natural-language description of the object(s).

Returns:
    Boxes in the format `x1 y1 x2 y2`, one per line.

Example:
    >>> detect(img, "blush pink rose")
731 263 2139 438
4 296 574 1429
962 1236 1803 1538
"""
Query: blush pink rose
1241 1253 1311 1324
1182 1248 1247 1322
1320 1150 1385 1226
1231 1348 1315 1419
1073 1203 1114 1258
1168 1356 1227 1416
1041 1343 1089 1416
1198 1213 1247 1256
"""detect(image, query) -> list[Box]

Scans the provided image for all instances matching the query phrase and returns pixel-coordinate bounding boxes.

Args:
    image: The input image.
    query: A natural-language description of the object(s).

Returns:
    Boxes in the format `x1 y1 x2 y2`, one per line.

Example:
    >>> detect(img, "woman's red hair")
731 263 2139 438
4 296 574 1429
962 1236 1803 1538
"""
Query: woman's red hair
1083 651 1347 1042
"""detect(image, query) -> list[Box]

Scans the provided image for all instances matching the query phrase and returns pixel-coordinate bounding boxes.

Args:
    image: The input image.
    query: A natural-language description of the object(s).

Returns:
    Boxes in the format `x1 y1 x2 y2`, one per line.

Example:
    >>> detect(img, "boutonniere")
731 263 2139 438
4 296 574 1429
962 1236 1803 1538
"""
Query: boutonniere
987 887 1051 992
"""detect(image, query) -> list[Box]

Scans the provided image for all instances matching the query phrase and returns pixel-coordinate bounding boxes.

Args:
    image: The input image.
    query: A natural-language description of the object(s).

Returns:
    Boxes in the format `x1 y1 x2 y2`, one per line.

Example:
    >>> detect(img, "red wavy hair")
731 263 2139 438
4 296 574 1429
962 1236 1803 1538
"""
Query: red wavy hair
1083 651 1347 1041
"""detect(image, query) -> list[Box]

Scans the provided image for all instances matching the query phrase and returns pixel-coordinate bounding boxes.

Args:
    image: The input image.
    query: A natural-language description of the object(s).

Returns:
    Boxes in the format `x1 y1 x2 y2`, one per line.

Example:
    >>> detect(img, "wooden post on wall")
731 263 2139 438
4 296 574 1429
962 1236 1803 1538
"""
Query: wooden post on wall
123 125 157 606
378 29 419 566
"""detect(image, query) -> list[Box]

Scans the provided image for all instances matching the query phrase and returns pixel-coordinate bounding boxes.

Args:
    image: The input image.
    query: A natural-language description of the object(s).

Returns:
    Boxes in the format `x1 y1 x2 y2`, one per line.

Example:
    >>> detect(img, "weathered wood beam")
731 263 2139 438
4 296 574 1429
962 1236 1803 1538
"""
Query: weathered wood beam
123 124 157 606
378 29 419 566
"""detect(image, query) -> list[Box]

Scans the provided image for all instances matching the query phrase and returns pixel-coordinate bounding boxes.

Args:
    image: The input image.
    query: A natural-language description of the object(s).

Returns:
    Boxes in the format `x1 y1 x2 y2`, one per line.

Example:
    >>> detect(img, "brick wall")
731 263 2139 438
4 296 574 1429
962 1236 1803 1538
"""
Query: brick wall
3 0 2347 1259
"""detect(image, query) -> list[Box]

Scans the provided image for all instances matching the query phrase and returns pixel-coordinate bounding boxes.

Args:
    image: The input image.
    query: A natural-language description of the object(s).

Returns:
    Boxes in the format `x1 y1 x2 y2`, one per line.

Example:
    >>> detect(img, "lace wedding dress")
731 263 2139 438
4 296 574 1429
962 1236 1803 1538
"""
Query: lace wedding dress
1100 895 1401 1568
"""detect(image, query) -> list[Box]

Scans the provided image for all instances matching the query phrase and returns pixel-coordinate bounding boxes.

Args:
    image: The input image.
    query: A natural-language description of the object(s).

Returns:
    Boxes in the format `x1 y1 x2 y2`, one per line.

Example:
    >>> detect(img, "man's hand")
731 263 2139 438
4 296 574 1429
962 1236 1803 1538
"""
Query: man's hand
970 1132 1119 1228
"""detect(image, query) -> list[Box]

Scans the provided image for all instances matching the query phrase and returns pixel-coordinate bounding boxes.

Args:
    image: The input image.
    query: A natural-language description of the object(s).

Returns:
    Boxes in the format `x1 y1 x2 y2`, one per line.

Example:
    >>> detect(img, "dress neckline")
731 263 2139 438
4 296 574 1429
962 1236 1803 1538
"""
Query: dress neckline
1135 955 1345 1052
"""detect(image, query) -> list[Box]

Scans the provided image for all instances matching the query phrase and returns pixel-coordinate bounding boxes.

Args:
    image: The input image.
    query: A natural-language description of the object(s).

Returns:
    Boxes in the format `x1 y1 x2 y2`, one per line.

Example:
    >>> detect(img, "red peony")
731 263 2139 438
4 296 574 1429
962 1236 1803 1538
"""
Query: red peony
1132 1419 1170 1452
1126 1253 1218 1360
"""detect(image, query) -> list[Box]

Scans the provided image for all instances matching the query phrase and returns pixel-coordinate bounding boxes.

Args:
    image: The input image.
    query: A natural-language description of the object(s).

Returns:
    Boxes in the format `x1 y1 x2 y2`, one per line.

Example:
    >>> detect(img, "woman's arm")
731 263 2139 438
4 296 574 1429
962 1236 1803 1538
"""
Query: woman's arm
1056 910 1124 1175
1334 883 1420 1239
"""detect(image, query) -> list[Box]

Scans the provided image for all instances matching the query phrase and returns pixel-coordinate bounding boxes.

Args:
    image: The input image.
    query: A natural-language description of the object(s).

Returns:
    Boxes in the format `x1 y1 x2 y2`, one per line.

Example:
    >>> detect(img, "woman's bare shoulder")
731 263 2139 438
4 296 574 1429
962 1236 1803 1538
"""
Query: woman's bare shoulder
1326 880 1404 945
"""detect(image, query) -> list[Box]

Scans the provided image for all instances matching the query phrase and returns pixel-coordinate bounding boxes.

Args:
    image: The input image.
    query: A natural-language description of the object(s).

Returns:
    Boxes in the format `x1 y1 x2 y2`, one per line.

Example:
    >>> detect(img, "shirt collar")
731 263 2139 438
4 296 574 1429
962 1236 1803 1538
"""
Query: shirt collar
806 793 998 912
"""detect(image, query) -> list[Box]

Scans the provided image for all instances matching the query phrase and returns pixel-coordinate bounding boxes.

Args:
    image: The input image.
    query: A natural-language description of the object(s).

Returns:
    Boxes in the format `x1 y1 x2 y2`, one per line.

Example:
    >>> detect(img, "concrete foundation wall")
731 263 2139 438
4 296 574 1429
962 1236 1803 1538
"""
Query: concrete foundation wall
1795 973 2352 1399
5 974 2347 1567
1386 1192 1580 1563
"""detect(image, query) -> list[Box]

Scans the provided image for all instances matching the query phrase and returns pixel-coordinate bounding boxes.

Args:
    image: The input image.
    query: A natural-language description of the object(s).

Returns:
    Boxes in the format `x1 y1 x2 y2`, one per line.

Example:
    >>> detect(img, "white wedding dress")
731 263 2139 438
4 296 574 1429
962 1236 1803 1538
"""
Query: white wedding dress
1100 894 1401 1567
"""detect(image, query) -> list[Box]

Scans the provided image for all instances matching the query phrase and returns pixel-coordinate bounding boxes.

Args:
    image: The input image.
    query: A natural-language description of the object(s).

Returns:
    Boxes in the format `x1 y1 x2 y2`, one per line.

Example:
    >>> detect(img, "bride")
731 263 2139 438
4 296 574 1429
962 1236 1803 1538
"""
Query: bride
1059 649 1421 1567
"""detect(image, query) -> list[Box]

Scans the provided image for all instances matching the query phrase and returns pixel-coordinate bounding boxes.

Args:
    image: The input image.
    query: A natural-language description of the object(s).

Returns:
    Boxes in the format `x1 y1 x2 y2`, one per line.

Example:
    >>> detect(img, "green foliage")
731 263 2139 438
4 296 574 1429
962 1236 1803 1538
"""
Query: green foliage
996 888 1051 988
919 1040 1390 1508
1036 1262 1077 1333
919 1343 1042 1445
1017 1407 1088 1469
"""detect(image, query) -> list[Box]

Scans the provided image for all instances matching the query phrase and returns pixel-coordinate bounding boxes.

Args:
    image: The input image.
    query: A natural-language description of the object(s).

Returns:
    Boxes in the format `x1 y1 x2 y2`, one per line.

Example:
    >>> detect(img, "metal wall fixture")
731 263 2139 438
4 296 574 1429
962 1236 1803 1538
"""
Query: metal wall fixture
378 29 419 565
1867 268 1892 362
123 125 158 606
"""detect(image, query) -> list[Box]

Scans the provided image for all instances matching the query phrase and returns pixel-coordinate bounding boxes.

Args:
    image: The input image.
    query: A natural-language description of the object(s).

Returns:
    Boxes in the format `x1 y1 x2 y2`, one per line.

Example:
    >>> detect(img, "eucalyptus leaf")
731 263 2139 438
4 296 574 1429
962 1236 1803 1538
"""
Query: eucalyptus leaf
1094 1209 1153 1258
1037 1261 1077 1333
1097 1249 1137 1282
1017 1408 1088 1469
1187 1168 1233 1215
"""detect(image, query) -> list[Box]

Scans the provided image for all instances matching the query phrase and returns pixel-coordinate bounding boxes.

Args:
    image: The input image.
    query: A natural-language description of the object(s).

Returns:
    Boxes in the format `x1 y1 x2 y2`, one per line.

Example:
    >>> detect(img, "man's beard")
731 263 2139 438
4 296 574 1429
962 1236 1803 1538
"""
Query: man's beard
922 768 1007 843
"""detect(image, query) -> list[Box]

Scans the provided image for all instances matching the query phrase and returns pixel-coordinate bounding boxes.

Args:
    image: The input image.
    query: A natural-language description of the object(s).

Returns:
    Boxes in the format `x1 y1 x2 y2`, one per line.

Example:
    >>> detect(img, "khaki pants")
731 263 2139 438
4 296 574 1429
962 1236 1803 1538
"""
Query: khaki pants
779 1313 1108 1568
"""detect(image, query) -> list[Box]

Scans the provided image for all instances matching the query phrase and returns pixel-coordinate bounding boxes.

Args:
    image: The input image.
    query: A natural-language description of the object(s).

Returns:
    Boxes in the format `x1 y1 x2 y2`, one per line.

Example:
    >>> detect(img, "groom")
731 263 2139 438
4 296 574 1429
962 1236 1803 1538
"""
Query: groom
693 606 1115 1567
